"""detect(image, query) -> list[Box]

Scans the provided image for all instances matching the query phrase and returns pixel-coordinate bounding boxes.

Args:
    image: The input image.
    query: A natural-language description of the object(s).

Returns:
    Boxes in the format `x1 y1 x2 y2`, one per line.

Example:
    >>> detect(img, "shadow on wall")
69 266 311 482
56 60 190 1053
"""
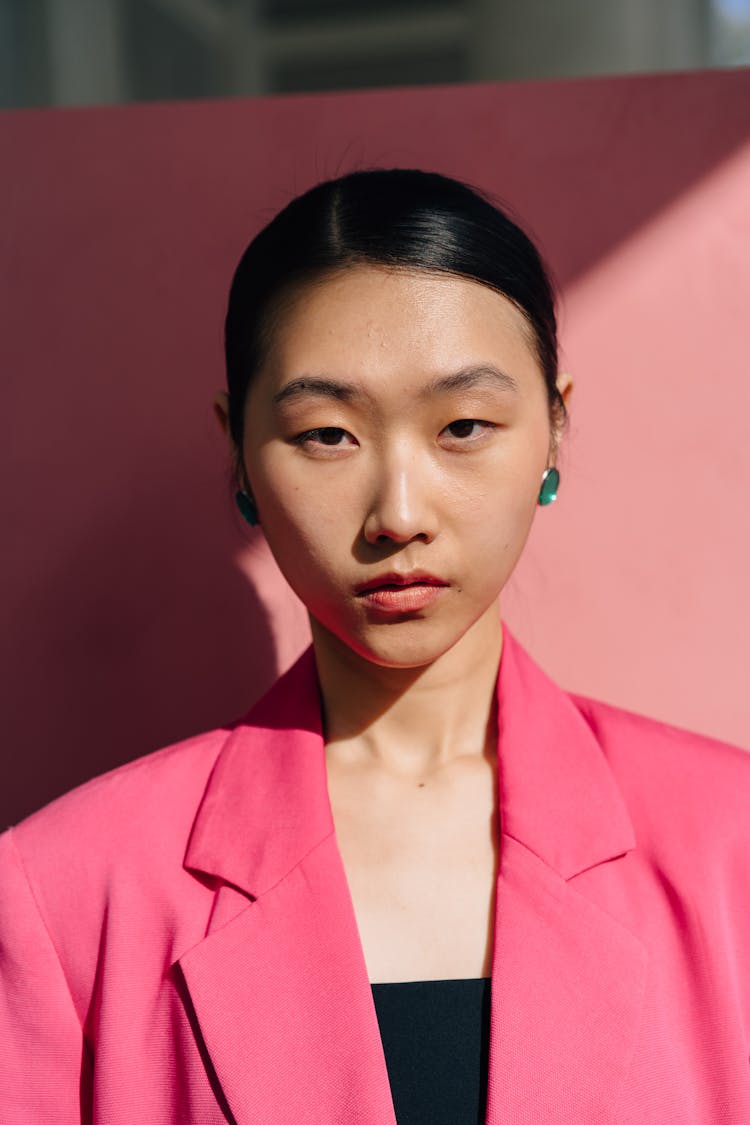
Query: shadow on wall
2 466 289 826
2 67 750 827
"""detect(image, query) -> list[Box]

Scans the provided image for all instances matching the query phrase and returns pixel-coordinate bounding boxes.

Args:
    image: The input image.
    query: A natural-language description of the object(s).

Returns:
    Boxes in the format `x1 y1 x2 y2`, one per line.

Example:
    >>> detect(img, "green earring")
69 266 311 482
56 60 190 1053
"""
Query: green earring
235 490 259 527
538 467 560 506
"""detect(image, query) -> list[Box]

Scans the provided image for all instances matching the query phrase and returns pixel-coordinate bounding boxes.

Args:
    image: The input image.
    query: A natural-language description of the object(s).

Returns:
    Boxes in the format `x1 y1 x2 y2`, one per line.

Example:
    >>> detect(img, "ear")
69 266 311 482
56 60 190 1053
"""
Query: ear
212 391 230 437
549 371 574 460
213 390 249 490
556 370 574 412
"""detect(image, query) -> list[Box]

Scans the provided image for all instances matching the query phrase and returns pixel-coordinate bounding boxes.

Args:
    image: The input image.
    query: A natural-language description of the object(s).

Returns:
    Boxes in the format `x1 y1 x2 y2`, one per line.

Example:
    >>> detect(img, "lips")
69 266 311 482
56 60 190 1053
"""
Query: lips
355 572 449 614
355 571 448 595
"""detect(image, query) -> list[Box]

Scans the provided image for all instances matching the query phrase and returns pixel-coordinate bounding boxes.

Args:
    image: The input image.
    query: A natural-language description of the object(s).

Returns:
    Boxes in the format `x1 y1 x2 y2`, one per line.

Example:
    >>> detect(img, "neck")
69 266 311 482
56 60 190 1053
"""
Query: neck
311 604 503 776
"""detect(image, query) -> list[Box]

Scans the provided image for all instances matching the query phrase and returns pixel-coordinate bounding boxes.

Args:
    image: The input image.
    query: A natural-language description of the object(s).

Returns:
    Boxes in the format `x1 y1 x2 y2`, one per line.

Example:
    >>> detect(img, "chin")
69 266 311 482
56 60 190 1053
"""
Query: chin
334 618 481 671
354 643 445 671
309 591 504 671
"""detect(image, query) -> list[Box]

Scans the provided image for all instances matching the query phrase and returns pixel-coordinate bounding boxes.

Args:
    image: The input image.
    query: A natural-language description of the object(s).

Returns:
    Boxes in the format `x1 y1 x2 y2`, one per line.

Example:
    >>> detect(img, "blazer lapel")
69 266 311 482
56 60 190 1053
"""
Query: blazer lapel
486 632 647 1123
178 630 646 1124
179 649 396 1124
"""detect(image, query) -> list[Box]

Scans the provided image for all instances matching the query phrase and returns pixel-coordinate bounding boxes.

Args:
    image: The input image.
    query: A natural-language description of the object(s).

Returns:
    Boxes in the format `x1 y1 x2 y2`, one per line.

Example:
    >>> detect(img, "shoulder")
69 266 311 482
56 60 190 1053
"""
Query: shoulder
0 722 255 1033
3 648 319 889
569 690 750 786
4 724 233 887
0 722 249 999
568 691 750 850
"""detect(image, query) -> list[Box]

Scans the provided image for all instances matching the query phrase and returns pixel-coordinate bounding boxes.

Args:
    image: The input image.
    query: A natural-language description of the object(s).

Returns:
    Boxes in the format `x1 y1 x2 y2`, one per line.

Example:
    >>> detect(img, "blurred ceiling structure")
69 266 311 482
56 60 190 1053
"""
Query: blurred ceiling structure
2 0 749 110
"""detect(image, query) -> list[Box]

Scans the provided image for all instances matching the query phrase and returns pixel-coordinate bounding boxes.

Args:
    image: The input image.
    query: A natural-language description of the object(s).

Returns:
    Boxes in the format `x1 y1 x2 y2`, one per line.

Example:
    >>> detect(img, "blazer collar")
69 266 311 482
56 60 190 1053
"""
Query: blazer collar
495 626 635 877
184 644 330 897
184 624 635 895
180 626 645 1124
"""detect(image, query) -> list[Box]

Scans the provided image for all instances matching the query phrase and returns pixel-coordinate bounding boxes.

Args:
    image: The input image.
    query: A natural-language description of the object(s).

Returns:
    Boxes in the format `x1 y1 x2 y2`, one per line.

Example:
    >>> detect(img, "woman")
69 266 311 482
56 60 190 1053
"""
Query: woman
1 168 748 1124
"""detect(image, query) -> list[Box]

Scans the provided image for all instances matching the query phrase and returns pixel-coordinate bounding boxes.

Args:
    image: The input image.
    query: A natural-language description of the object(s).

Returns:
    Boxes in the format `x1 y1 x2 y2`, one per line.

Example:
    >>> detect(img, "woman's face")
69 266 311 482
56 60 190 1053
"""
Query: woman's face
238 264 568 669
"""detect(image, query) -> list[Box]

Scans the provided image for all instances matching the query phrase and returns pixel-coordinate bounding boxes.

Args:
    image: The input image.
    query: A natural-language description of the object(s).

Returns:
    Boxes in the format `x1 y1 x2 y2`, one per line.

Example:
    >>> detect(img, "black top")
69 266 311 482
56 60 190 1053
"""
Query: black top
370 977 491 1125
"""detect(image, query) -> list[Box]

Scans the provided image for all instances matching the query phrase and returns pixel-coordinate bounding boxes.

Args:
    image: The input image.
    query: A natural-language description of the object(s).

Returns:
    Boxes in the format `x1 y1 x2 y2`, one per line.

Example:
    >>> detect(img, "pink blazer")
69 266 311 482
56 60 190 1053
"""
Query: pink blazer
1 626 749 1123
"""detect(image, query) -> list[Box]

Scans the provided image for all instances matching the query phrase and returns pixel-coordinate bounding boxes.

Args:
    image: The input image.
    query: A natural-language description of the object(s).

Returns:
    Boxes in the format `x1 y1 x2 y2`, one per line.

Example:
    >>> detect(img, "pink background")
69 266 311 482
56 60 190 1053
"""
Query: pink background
2 68 749 827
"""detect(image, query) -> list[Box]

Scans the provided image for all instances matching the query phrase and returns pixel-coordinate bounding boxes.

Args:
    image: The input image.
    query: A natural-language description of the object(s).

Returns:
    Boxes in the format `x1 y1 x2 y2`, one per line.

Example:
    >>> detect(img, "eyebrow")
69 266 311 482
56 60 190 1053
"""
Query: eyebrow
272 376 359 406
272 364 520 407
421 364 520 398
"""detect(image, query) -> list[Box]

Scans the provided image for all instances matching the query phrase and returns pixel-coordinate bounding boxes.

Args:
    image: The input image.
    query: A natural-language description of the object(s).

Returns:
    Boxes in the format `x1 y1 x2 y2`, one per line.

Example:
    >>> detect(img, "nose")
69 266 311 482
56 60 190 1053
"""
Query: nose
362 446 438 546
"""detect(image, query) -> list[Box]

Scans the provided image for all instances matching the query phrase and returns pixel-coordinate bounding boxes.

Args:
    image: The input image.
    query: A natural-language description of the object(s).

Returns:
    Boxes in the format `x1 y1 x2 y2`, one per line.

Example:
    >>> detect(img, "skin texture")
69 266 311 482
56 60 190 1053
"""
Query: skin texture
214 263 573 980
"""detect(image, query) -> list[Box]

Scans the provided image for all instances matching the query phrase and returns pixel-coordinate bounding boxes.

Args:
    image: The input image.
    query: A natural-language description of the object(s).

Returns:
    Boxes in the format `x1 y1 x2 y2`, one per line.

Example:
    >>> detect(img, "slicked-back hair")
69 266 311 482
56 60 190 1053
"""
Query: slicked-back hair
224 167 563 458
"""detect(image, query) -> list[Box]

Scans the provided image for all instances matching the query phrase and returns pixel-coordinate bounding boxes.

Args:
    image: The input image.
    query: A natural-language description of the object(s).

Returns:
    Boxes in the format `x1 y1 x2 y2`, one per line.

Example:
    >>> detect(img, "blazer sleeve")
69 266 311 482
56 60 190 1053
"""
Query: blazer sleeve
0 827 90 1124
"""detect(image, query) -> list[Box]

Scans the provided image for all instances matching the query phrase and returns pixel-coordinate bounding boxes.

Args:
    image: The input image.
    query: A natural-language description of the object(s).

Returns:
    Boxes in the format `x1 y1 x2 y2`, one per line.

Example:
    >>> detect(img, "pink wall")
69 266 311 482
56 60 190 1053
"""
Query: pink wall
2 69 749 826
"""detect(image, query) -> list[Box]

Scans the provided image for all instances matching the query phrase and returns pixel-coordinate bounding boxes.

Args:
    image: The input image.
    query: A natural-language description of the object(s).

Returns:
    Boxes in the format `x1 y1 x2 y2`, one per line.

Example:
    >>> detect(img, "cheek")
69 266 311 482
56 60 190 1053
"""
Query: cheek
247 453 353 590
451 447 547 588
462 487 538 579
457 435 546 523
260 466 358 540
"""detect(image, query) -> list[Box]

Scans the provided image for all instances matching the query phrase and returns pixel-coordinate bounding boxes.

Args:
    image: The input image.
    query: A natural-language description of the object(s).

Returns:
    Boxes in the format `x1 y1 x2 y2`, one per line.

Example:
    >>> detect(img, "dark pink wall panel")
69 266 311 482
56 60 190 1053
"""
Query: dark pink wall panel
2 69 749 825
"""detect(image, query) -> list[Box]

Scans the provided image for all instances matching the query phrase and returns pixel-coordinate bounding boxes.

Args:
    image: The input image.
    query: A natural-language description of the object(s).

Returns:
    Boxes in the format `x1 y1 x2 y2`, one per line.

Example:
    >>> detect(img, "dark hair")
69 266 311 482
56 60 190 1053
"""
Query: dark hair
224 167 563 464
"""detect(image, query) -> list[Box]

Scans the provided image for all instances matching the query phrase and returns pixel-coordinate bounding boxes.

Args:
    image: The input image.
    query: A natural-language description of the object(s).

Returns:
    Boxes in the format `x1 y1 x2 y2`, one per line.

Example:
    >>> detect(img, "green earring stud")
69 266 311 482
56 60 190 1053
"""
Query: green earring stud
235 489 259 527
538 467 560 506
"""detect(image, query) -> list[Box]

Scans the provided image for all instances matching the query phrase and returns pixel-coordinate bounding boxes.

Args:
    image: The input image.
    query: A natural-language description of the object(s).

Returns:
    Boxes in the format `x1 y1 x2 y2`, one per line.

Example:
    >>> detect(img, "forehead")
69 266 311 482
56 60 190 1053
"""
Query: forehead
259 264 543 396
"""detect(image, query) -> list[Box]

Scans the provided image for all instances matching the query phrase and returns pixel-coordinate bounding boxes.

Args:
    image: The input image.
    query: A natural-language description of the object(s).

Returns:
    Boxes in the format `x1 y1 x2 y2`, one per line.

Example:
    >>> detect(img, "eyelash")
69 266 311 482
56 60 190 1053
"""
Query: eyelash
293 420 496 451
442 419 495 442
293 427 356 450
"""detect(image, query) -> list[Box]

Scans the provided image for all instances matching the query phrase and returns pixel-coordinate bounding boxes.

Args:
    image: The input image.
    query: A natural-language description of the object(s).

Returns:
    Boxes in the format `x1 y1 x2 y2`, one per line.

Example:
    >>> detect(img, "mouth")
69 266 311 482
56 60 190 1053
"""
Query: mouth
354 572 449 614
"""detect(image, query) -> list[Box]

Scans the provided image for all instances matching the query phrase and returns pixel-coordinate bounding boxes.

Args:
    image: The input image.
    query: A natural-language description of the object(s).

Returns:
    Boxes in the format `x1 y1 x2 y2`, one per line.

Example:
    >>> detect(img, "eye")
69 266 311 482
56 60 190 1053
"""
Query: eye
294 427 358 453
438 419 496 446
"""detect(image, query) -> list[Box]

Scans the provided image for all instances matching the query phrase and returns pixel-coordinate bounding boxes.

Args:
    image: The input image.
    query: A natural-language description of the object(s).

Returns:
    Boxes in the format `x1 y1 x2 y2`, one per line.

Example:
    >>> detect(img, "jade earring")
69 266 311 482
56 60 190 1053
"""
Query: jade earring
538 467 560 506
235 490 259 527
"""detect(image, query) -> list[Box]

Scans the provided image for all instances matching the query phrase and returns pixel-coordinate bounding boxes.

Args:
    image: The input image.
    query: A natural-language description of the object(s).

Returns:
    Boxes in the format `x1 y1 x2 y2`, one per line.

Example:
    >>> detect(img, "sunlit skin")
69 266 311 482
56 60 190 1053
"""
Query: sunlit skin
214 263 573 981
